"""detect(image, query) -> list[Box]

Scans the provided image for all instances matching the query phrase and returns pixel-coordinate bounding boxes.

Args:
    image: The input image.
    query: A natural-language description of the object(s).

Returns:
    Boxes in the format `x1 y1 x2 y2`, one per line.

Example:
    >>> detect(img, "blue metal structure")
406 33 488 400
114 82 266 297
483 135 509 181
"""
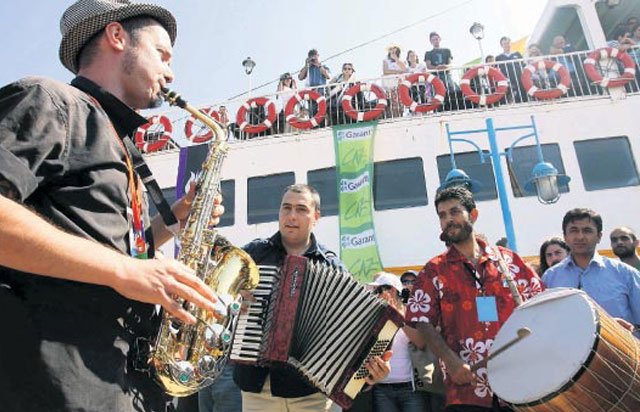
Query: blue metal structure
440 115 569 252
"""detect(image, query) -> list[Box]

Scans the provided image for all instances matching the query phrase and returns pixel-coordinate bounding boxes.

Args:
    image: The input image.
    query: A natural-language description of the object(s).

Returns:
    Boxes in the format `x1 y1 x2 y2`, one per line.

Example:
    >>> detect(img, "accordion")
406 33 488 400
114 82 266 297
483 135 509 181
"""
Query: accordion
229 255 404 409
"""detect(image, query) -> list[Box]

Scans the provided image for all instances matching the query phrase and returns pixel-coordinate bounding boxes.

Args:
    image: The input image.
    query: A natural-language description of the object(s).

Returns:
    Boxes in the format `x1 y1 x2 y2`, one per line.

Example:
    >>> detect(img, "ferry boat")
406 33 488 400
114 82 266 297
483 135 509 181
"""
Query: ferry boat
141 0 640 276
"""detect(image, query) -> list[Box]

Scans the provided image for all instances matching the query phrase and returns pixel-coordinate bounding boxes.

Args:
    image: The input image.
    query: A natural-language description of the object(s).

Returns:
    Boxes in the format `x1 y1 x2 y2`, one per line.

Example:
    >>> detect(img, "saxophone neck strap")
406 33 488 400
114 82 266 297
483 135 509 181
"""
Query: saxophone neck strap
122 136 180 237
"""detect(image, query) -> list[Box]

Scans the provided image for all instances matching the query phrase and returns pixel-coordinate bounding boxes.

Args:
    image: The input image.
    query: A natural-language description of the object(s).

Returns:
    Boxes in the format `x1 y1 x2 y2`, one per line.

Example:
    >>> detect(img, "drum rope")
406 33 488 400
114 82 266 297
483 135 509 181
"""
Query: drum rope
602 331 640 412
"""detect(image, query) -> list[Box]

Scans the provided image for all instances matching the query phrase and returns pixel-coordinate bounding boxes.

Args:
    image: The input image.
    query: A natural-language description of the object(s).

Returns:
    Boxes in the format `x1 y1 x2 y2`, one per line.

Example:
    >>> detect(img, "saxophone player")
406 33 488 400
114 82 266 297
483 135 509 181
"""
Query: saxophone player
0 1 219 411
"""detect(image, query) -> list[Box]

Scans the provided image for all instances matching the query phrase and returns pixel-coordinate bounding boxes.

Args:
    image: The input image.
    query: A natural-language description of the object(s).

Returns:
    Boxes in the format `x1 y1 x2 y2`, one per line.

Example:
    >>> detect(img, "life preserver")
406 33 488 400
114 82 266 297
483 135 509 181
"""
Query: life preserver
236 97 277 134
341 83 387 121
183 107 220 143
521 59 571 99
583 47 636 88
134 115 172 152
397 72 446 112
460 65 508 106
284 90 327 129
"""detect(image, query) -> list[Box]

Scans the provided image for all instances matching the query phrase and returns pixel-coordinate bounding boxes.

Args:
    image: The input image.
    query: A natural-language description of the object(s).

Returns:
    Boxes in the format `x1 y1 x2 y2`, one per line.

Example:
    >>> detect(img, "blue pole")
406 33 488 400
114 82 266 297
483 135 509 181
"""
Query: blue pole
485 118 518 251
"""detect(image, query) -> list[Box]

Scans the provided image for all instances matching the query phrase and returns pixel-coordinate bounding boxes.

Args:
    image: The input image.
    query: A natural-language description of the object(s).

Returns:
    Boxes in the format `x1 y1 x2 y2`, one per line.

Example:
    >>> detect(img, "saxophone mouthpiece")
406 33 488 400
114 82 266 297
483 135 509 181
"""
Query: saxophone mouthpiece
161 87 187 108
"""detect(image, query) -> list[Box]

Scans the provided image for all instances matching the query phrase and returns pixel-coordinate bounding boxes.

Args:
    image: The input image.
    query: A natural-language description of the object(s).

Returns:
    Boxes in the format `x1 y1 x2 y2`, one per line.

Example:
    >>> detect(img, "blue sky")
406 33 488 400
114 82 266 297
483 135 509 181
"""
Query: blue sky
0 1 545 107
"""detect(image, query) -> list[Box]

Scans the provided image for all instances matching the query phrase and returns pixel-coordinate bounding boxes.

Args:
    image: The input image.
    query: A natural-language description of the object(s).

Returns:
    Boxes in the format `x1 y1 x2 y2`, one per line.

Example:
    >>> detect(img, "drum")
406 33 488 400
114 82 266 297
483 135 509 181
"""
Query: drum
487 288 640 412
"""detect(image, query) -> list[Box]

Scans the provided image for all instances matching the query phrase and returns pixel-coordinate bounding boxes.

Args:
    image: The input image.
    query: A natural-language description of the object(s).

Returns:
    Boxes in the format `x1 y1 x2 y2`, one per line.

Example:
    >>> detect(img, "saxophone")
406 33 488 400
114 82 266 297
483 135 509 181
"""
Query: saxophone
148 88 259 397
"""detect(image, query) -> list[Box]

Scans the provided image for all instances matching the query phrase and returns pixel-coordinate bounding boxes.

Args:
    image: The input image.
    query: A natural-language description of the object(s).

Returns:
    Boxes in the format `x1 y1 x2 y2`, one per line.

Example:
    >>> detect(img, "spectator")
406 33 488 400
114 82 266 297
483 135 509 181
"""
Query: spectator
632 23 640 44
424 32 459 110
405 50 430 108
610 227 640 271
526 43 553 90
537 237 570 277
328 62 359 125
371 273 443 412
627 16 639 33
407 187 542 412
608 25 634 51
628 23 640 63
425 32 454 88
275 72 298 134
542 208 640 334
495 36 525 102
484 55 495 63
298 49 330 119
218 105 230 126
495 237 507 247
382 45 406 118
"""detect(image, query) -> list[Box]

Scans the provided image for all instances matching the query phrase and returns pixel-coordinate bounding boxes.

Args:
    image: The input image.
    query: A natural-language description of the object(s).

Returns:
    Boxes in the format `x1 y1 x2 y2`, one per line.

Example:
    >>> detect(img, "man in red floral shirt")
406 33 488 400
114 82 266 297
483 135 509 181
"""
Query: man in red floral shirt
406 187 543 412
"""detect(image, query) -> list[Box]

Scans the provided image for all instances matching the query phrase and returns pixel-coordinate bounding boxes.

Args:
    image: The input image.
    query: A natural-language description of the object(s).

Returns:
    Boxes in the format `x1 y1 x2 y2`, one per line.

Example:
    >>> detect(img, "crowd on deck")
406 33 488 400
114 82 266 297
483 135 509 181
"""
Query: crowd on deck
200 19 640 140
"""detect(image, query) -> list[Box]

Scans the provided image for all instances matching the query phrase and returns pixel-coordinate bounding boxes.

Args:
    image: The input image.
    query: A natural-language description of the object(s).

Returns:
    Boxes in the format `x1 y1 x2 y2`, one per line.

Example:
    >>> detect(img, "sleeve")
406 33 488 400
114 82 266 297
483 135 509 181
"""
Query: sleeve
625 266 640 326
0 80 68 201
424 51 431 64
405 263 441 328
447 49 453 62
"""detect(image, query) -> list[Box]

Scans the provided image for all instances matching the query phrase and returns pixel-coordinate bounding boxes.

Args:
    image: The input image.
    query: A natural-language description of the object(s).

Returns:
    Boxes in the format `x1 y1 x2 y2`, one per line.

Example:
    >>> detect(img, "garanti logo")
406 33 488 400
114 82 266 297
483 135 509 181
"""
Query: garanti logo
336 127 373 142
341 230 376 249
340 172 370 193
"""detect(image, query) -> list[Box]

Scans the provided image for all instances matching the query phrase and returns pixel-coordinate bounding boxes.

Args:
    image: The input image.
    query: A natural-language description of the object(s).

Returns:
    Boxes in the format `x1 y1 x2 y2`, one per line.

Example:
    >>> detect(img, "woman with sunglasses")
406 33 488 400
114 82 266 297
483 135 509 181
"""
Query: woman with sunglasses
328 63 359 125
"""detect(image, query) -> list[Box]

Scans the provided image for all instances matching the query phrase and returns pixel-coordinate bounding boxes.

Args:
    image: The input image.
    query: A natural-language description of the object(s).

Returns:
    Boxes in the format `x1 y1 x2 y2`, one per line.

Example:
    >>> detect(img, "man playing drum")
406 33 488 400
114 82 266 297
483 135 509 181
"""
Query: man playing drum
405 187 543 412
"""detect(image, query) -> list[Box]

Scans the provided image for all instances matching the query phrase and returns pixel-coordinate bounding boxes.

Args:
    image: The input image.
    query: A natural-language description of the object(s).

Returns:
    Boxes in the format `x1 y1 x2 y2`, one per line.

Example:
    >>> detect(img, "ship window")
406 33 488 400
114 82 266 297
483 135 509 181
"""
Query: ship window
506 144 570 198
574 136 639 191
307 167 338 217
218 180 235 227
247 172 295 224
373 157 428 211
147 187 177 218
436 151 498 201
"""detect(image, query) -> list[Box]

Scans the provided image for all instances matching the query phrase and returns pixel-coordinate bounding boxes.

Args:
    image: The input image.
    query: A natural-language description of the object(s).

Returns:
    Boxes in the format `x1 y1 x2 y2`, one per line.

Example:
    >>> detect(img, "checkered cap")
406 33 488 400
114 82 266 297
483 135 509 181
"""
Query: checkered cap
59 0 177 73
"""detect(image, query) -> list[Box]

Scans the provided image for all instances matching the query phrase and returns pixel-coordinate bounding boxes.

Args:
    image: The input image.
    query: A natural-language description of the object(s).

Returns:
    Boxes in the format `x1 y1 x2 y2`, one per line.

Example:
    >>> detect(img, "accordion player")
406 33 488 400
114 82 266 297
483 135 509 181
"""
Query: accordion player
229 255 404 409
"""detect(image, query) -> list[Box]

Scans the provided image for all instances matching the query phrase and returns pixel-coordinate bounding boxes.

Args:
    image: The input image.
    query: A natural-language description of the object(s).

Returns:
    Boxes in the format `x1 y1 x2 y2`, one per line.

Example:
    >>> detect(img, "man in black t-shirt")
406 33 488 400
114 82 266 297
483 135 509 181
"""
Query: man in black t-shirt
424 32 458 109
495 36 525 102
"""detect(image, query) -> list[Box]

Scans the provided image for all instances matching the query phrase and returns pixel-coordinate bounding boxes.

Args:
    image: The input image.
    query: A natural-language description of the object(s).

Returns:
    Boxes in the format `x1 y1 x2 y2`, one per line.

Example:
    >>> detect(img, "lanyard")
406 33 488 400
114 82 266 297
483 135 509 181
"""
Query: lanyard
86 95 146 258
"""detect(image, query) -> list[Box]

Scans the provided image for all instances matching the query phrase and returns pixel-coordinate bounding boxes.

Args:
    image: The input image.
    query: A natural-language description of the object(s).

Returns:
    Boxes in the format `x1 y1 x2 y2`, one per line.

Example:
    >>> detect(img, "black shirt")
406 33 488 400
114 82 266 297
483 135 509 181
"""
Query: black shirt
233 232 345 398
0 76 168 412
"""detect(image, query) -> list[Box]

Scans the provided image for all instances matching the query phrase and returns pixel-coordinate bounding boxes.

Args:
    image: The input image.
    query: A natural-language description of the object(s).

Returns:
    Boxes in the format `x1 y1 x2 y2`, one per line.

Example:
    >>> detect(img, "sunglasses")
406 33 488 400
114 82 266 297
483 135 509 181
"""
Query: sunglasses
374 285 394 294
401 279 415 285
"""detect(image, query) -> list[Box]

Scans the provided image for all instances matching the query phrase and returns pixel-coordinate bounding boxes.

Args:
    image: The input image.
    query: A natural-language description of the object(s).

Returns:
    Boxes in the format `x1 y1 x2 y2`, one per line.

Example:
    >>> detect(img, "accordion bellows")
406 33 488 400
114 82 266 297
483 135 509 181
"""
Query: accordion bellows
230 255 404 409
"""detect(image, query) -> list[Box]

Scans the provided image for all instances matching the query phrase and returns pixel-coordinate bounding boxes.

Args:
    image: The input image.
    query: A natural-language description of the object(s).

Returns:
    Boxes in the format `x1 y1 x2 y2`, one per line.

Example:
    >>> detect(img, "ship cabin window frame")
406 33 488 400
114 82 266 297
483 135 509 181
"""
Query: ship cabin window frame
247 172 295 224
307 167 339 217
372 157 429 211
506 143 570 198
573 136 639 191
436 151 498 202
218 179 236 227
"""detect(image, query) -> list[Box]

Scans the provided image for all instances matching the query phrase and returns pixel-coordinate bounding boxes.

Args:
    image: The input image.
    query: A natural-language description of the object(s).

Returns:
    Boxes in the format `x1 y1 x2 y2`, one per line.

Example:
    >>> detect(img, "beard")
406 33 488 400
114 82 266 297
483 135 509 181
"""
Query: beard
121 48 164 109
613 245 636 259
440 221 474 244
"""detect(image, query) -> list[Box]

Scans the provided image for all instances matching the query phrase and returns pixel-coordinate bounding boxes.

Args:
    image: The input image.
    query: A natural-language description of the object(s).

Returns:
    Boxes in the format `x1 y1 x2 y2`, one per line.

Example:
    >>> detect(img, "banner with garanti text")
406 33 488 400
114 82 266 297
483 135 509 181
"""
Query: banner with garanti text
332 122 383 282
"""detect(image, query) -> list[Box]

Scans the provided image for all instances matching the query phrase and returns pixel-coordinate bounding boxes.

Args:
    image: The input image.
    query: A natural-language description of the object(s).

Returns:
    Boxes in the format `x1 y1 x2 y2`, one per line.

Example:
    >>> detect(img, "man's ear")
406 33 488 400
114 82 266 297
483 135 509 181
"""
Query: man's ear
314 209 321 223
470 208 479 223
103 22 128 52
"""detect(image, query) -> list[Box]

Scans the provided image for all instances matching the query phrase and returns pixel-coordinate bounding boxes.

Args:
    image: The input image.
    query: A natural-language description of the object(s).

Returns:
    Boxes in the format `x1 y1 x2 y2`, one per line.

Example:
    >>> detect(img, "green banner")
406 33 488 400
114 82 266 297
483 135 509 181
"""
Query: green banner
332 122 384 282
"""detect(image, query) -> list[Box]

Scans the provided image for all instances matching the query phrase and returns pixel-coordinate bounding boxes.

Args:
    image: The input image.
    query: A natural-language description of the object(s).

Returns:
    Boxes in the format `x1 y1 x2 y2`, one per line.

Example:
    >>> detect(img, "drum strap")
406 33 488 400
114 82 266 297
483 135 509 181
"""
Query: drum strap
492 247 524 306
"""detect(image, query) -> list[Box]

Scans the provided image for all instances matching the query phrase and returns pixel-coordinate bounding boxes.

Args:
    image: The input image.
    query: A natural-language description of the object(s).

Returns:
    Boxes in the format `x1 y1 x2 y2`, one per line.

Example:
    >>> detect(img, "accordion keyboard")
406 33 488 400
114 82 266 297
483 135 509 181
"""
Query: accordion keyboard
230 265 278 363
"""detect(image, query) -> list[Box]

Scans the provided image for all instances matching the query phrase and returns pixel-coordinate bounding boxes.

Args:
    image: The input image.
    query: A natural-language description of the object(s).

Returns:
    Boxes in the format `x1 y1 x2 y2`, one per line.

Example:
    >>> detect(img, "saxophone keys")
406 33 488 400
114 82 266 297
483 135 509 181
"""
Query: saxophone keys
171 360 195 384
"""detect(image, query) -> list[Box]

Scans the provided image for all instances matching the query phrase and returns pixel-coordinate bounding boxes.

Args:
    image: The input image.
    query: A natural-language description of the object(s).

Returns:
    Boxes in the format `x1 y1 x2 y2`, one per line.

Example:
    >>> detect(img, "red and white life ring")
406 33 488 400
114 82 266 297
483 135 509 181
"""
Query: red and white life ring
397 72 446 113
284 90 327 129
460 65 508 106
236 97 277 134
521 59 571 99
583 47 636 88
341 83 387 122
183 106 220 143
134 115 172 152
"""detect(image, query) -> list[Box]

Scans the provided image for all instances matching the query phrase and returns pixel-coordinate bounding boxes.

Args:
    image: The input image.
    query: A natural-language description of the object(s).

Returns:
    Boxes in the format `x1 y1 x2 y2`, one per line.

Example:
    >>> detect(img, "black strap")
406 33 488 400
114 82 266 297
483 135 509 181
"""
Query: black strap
122 136 180 236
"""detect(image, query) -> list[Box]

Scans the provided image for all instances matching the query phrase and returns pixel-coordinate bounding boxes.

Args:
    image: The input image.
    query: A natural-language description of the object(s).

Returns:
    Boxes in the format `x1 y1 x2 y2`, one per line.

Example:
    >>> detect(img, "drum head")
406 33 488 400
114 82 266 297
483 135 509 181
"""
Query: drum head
487 288 598 405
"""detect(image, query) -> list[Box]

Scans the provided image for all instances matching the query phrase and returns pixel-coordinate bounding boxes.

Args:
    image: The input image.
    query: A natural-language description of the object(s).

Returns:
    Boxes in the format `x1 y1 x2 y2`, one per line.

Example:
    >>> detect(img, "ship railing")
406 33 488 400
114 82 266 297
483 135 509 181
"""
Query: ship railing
140 48 640 151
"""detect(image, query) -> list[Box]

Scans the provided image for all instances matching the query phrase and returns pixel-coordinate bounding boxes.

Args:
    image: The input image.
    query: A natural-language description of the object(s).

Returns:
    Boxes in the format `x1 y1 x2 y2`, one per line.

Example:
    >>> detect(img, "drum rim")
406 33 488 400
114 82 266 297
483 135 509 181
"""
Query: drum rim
506 309 601 408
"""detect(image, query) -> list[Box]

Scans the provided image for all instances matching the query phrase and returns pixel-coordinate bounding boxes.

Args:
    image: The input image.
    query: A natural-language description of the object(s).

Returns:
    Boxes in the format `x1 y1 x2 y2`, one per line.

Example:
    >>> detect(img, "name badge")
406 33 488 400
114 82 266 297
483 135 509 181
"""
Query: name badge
476 296 499 322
